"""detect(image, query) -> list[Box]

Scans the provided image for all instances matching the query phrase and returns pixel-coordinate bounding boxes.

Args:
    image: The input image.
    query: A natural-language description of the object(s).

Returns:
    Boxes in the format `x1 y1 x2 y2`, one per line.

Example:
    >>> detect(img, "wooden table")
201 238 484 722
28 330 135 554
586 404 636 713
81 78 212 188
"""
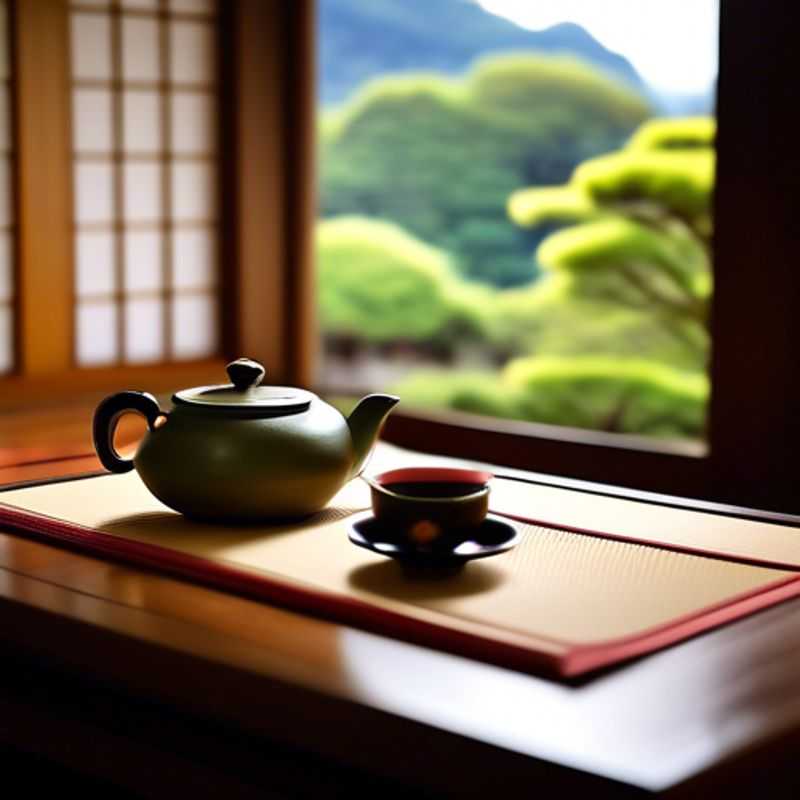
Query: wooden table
3 447 800 797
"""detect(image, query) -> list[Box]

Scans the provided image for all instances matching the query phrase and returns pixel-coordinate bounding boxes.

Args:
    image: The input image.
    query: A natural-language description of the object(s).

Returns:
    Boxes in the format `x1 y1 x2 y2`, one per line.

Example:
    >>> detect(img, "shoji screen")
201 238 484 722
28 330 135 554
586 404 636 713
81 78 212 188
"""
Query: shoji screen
70 0 219 366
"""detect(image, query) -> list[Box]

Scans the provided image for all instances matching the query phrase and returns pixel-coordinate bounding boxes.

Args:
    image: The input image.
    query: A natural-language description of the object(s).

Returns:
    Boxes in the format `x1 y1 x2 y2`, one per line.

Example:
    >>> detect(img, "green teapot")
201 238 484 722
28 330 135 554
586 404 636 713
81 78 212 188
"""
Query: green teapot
92 358 399 522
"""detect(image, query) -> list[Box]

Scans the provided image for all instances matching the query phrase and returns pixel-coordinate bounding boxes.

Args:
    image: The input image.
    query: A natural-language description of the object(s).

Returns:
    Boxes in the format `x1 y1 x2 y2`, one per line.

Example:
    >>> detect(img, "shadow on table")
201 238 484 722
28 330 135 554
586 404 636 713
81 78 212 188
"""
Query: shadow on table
102 507 357 556
348 559 504 601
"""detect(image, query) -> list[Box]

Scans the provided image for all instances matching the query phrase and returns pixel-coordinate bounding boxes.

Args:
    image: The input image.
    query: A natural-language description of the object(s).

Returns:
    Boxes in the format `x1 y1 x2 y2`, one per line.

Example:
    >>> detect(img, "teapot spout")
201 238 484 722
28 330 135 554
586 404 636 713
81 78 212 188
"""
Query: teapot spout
346 394 399 479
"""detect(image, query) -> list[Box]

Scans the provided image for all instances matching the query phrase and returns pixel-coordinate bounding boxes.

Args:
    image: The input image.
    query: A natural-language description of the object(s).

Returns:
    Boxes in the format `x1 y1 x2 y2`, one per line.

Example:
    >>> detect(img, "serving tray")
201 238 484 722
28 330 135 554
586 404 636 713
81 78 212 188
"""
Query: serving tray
2 470 800 677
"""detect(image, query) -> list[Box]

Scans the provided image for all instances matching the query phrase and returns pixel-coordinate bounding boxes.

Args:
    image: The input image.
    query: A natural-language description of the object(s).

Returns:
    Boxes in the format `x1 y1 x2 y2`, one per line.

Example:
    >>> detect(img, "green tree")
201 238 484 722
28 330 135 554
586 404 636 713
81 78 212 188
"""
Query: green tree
508 117 714 363
317 216 491 351
388 118 716 438
489 283 705 370
439 115 716 437
501 356 707 437
320 54 651 287
392 356 707 439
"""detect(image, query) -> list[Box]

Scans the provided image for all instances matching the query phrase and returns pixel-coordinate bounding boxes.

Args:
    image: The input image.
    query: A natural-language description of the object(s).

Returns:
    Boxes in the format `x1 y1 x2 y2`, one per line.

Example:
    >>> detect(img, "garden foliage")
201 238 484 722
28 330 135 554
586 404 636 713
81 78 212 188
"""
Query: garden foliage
318 52 714 439
320 54 650 287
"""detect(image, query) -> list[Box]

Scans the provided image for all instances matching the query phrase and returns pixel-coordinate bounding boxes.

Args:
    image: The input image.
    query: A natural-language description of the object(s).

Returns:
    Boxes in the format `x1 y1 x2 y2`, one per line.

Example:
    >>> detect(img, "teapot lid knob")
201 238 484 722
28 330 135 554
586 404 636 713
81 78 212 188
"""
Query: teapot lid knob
226 358 265 390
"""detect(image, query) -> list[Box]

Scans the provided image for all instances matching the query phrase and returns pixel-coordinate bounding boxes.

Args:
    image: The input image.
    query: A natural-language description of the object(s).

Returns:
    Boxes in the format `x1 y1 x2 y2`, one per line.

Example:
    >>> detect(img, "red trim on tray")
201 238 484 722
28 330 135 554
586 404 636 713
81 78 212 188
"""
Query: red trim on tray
2 499 800 678
0 502 561 674
564 576 800 676
494 510 800 572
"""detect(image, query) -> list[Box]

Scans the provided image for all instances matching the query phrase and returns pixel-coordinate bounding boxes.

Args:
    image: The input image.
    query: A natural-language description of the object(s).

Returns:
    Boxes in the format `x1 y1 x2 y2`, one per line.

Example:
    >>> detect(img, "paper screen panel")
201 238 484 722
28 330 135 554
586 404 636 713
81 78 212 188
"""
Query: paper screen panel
170 162 216 220
73 89 113 153
172 228 214 289
121 16 160 81
169 20 215 83
76 301 118 366
70 1 220 366
124 231 163 292
76 231 116 298
124 296 165 363
123 162 162 223
71 13 112 79
74 162 114 224
122 90 161 153
170 92 215 153
169 0 214 13
172 293 216 358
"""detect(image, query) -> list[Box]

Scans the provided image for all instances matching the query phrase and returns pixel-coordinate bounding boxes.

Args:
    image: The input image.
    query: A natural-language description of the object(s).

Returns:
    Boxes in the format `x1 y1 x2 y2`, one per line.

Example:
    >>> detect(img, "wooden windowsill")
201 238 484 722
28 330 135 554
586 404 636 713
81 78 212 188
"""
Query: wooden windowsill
0 359 226 412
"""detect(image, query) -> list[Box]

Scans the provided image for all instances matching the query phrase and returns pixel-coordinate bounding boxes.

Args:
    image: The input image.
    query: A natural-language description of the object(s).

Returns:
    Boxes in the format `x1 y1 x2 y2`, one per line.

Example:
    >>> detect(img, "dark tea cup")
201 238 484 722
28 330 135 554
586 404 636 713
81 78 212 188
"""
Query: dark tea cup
365 467 493 543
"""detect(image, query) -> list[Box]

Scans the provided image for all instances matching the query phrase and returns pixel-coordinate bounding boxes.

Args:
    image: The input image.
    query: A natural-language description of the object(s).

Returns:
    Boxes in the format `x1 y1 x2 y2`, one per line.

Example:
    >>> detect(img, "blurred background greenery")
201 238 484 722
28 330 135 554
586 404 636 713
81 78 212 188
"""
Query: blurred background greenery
316 0 716 441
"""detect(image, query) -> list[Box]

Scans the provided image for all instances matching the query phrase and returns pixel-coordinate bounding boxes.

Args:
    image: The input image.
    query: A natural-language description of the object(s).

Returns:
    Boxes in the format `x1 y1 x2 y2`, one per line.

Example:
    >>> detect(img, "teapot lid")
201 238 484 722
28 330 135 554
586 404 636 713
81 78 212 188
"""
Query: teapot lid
173 358 314 414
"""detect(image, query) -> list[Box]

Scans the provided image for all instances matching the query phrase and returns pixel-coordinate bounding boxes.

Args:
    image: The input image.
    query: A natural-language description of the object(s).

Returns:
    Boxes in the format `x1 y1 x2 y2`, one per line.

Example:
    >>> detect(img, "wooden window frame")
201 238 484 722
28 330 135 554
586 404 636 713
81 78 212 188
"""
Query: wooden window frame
1 0 311 407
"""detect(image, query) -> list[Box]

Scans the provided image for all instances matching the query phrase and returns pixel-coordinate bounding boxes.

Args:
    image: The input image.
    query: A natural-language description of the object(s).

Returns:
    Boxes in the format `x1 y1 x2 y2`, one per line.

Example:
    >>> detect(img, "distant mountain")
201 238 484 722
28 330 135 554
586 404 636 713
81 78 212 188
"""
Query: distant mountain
319 0 645 106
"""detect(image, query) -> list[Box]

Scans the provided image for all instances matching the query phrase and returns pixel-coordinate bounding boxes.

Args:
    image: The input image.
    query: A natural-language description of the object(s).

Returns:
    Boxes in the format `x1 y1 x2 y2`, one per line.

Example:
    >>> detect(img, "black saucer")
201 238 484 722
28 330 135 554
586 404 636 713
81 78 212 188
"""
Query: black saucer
348 512 520 568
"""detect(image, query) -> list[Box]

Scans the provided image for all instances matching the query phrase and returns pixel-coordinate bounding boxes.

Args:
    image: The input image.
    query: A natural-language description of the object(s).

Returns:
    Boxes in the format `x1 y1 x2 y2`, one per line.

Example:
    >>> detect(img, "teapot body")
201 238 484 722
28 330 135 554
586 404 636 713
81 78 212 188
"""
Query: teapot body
92 358 398 522
133 400 355 521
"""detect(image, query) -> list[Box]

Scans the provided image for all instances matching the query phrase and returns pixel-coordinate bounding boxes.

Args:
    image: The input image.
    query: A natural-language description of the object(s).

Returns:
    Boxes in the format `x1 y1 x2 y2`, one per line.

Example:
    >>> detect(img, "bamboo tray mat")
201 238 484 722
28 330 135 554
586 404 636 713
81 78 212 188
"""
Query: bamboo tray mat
2 470 800 677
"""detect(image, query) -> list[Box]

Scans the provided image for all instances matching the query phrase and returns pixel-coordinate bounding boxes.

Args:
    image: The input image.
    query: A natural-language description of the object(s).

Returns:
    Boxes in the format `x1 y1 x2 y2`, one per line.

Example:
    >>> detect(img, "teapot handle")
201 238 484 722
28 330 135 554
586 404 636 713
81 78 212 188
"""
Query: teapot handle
93 391 164 473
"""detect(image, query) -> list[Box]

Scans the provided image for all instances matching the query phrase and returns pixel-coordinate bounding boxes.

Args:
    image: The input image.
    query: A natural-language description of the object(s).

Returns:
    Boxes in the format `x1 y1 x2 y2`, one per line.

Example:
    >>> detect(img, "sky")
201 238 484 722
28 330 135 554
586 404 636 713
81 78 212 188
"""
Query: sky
476 0 719 95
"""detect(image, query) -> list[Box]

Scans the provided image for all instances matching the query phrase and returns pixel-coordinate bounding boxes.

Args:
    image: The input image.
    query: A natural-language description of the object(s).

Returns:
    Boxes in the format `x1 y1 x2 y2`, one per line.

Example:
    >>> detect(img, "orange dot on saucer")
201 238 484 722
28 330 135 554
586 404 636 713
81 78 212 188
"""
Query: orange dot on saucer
409 520 442 544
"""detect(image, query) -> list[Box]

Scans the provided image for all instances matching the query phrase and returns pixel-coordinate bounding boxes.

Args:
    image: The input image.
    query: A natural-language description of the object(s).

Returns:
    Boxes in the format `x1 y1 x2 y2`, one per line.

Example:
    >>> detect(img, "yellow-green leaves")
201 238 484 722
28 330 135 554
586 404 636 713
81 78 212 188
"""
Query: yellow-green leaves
574 149 714 219
627 116 715 151
508 116 714 338
317 217 492 344
508 185 597 227
391 356 708 438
